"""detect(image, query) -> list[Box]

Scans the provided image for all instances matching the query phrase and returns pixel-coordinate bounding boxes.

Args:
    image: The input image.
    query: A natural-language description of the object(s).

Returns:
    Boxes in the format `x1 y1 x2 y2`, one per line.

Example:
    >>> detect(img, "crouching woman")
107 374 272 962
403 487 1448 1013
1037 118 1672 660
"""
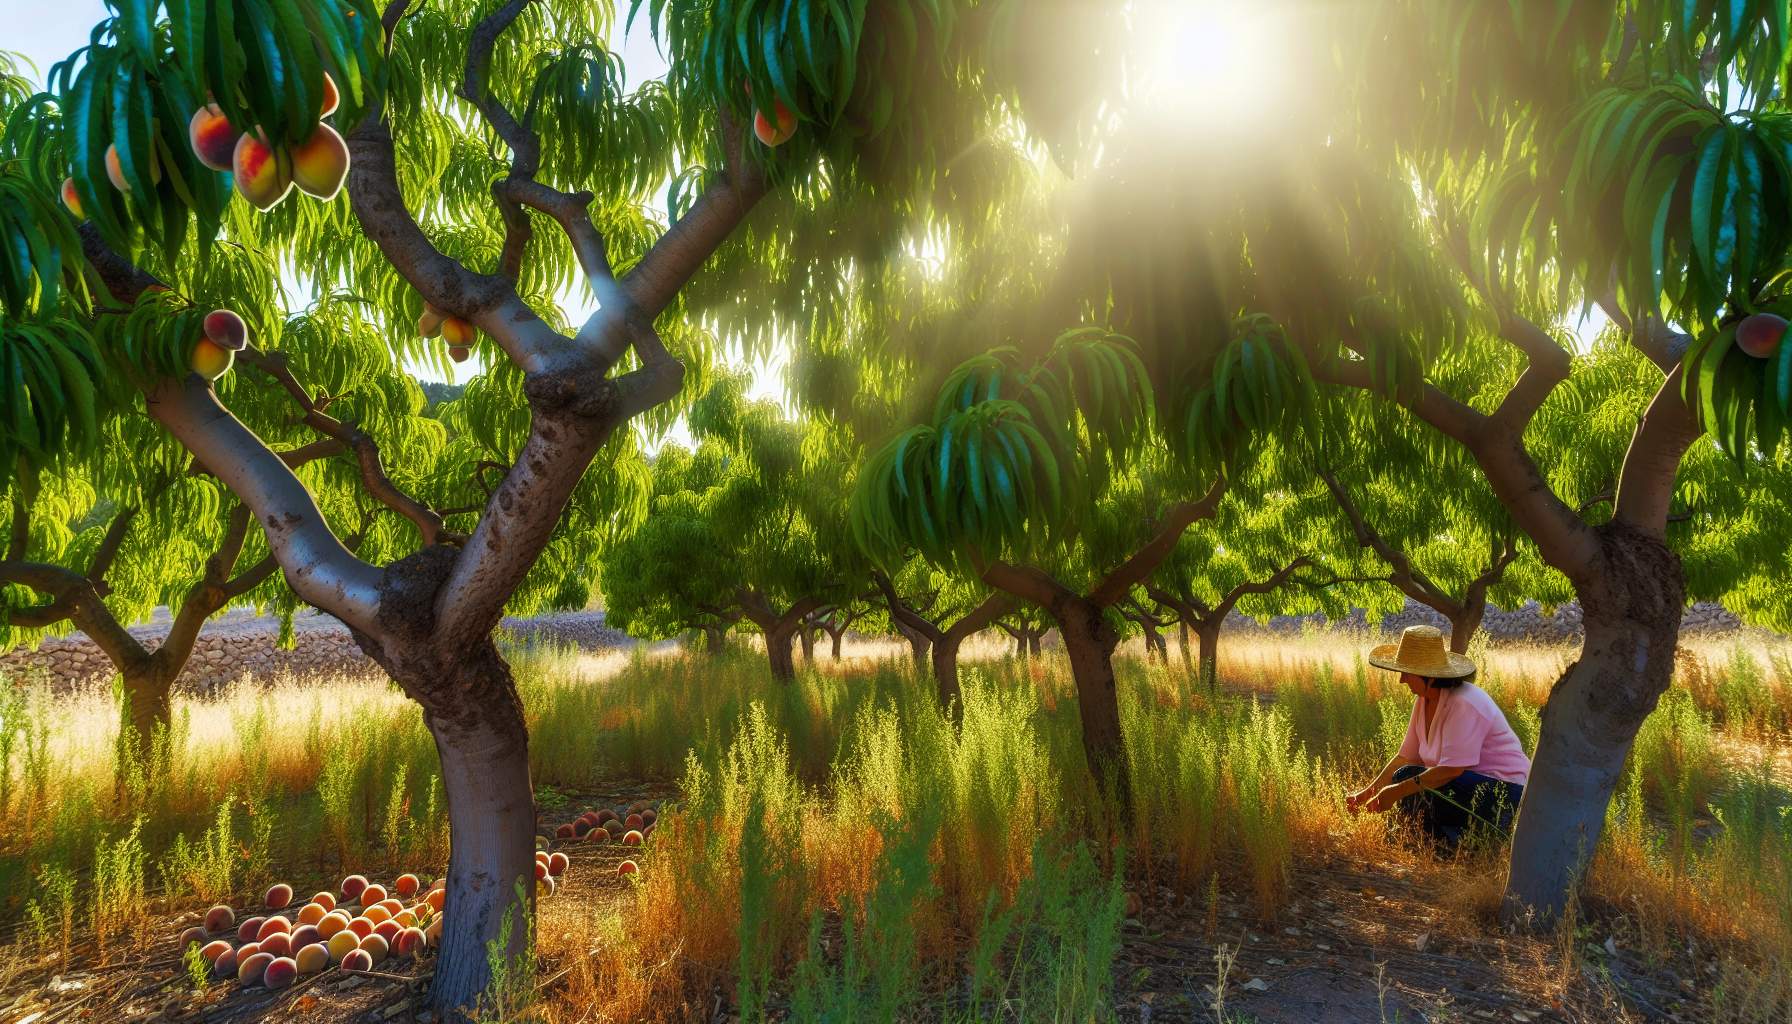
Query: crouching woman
1346 626 1530 850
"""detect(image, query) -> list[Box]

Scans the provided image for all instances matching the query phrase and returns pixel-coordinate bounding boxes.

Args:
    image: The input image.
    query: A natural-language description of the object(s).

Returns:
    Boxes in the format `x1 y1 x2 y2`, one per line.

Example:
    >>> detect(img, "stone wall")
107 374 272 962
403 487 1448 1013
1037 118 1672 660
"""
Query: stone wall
0 609 635 694
1224 598 1745 645
0 614 377 694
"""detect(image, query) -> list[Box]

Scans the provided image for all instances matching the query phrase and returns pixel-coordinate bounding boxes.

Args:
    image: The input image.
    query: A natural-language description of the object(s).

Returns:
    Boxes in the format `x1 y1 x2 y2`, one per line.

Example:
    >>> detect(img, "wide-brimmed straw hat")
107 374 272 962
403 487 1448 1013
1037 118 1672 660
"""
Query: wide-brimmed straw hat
1367 625 1476 679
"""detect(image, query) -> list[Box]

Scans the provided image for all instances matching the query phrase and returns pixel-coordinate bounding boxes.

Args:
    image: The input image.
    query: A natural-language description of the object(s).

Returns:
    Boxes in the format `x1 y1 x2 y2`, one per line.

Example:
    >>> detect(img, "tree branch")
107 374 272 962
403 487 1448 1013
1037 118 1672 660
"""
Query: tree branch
1314 465 1460 615
1087 476 1228 607
1613 366 1702 538
620 112 769 319
145 375 384 635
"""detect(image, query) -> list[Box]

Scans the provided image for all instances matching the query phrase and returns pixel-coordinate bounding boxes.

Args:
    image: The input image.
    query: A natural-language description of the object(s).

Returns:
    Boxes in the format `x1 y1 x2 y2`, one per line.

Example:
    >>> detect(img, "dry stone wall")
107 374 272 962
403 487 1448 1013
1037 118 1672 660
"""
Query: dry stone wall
1225 598 1744 644
1 609 632 694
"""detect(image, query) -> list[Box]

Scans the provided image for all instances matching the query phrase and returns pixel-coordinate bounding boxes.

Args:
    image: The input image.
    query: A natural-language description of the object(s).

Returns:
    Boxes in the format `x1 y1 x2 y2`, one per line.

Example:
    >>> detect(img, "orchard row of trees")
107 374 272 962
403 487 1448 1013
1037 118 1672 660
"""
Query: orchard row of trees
4 0 1792 1016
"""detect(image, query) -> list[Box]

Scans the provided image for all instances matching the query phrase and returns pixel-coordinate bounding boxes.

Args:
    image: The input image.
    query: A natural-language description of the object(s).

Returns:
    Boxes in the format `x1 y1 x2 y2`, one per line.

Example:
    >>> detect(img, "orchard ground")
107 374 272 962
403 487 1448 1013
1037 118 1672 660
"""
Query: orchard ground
1 626 1788 1023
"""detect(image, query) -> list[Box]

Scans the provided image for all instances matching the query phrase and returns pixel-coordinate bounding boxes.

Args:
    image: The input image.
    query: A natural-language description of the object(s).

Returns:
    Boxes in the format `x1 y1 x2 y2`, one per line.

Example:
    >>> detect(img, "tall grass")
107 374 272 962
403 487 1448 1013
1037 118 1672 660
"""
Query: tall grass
2 631 1788 1022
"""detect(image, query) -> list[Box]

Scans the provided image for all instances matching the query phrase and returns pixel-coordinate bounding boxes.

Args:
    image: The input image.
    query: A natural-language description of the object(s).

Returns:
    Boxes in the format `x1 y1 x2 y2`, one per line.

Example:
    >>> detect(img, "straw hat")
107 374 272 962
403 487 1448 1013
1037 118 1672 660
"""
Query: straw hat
1367 625 1475 679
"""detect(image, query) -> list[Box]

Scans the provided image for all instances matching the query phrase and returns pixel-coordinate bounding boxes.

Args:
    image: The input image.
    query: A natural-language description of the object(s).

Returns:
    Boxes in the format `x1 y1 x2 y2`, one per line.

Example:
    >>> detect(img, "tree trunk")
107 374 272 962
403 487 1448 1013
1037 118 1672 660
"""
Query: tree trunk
892 620 930 671
1055 600 1131 809
765 624 799 682
1140 620 1167 663
828 628 844 660
1178 619 1193 673
1194 619 1222 692
798 626 816 663
1448 602 1485 655
1503 523 1683 924
932 635 965 712
1029 631 1042 657
416 656 536 1019
115 661 173 784
702 624 728 655
1015 631 1027 656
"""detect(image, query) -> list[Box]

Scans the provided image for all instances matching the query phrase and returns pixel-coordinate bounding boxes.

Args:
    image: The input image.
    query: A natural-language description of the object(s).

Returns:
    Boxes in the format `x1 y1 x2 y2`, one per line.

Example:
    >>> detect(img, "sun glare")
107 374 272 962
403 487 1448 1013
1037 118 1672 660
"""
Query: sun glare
1134 2 1286 130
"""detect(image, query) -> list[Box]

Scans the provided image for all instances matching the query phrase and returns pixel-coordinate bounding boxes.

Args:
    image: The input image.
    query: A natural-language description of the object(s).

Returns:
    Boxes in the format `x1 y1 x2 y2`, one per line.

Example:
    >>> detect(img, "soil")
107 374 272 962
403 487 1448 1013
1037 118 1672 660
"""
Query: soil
0 784 1734 1024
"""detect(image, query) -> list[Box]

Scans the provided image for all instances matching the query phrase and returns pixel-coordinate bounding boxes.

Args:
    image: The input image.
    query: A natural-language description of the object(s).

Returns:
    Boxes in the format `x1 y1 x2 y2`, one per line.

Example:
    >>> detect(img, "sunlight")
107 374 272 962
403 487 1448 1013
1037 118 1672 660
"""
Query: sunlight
1133 1 1287 132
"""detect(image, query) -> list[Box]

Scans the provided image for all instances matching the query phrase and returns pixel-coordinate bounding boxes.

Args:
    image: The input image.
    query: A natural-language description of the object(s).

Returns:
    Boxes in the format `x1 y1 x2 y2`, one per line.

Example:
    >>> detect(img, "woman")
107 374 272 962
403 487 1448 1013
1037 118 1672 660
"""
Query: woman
1345 625 1530 849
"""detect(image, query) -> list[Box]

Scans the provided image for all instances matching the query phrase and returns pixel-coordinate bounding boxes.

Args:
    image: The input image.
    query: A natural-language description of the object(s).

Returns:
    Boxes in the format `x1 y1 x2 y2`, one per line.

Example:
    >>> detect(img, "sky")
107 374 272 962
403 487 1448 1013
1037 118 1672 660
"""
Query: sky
6 0 789 448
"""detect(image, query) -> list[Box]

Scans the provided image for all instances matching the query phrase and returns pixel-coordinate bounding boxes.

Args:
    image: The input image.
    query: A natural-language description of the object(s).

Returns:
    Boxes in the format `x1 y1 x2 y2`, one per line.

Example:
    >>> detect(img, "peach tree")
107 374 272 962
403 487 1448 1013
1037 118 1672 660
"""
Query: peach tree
2 0 1118 1015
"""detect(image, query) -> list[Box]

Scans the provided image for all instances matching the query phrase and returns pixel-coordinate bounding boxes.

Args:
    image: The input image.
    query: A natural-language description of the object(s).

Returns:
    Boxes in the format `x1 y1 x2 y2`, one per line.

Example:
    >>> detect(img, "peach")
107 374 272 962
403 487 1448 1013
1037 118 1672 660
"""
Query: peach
237 950 274 986
327 929 360 963
179 925 206 950
295 942 328 975
617 860 638 878
187 104 242 172
623 830 644 846
311 892 337 912
441 317 476 346
393 910 418 928
628 800 650 814
265 882 293 909
232 131 293 210
585 826 608 844
378 898 403 915
237 916 266 944
204 309 248 351
191 338 235 381
104 143 158 191
362 904 392 926
319 73 340 118
200 939 233 964
752 100 797 147
291 124 349 200
360 933 390 964
1737 312 1788 359
418 302 446 339
348 917 374 939
375 919 404 946
264 956 298 989
641 809 657 827
625 813 644 830
297 902 326 926
238 941 262 961
341 948 374 973
60 177 83 219
595 809 616 826
317 912 351 938
537 875 555 899
424 917 443 947
430 878 446 892
259 932 292 958
341 874 368 901
394 927 425 957
256 915 291 941
361 883 387 905
290 924 322 950
448 344 471 363
548 852 569 877
534 860 548 881
394 873 420 898
426 889 445 912
212 945 240 978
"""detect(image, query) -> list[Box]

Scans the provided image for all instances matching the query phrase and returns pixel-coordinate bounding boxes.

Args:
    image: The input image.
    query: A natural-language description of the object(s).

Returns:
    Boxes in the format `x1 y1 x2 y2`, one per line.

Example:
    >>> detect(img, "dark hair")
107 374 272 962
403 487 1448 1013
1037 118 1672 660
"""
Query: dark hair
1423 672 1473 689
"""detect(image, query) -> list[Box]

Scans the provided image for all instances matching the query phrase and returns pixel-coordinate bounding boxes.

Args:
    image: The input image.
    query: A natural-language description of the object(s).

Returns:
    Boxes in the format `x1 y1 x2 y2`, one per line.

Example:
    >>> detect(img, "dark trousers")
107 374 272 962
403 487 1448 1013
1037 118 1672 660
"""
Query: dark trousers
1391 764 1524 850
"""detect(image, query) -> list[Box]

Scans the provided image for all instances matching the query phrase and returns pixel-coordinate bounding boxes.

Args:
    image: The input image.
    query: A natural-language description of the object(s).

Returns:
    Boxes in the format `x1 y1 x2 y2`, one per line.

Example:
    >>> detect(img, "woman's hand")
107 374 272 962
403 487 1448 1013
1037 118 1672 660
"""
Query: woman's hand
1366 785 1406 813
1345 784 1378 814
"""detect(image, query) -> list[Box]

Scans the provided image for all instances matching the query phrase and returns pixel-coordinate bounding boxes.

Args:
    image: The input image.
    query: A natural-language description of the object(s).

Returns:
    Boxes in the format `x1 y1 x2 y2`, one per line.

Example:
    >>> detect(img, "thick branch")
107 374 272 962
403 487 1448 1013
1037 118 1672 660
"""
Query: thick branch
1213 555 1315 619
942 592 1014 643
1613 366 1702 537
1087 477 1228 607
872 571 945 643
620 113 769 319
145 375 384 635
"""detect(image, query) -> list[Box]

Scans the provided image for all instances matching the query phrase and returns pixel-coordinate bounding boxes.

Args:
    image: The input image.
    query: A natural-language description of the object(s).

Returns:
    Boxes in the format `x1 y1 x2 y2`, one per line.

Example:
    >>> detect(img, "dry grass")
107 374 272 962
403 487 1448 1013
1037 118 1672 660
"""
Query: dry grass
2 627 1789 1022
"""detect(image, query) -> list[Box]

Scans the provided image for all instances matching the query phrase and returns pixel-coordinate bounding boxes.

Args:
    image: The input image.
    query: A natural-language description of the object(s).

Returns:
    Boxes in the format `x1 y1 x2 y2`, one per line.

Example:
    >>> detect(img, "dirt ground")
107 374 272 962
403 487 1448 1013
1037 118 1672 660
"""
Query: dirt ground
3 777 1723 1024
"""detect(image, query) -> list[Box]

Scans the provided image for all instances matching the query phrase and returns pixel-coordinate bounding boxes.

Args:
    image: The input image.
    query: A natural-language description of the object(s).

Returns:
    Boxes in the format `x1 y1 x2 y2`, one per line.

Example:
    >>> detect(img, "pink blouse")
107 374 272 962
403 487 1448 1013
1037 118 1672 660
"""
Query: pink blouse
1397 683 1530 785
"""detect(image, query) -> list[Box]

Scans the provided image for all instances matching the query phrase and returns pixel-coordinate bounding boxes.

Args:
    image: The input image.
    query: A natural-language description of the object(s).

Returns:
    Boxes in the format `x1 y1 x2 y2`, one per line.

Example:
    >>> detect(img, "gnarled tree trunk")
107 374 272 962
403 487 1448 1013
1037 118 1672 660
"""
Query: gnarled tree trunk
1193 618 1222 692
1503 523 1682 920
1055 598 1130 808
